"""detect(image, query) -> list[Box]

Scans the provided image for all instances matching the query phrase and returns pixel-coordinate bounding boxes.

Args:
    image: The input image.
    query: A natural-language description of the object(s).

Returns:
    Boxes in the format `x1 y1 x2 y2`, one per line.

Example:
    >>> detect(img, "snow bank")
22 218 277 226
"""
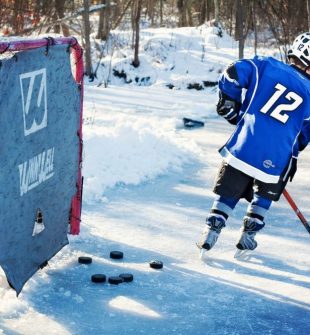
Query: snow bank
83 114 200 203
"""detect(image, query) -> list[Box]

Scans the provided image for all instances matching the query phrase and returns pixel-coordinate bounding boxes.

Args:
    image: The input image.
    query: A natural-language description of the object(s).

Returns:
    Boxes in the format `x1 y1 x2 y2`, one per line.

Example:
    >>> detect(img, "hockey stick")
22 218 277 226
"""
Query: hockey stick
283 189 310 234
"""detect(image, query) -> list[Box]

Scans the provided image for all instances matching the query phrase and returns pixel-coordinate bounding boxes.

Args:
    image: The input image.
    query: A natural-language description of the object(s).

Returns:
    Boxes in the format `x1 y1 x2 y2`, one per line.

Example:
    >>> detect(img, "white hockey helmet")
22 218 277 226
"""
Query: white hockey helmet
288 32 310 67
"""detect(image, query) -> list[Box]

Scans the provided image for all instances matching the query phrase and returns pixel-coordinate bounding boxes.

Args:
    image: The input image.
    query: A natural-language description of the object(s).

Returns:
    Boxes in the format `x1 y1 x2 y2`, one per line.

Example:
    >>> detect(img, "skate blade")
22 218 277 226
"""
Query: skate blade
234 249 252 260
196 242 207 260
199 249 206 260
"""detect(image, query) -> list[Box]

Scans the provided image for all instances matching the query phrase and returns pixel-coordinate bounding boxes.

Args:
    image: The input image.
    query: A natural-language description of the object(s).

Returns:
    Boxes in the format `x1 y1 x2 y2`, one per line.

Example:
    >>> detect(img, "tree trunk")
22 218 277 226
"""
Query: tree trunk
55 0 70 36
97 0 106 39
146 0 155 26
307 0 310 31
83 0 93 77
132 0 142 68
253 1 257 55
214 0 220 23
113 0 133 30
177 0 187 27
206 0 211 21
13 0 24 34
186 0 193 26
235 0 244 59
160 0 163 26
199 0 207 25
104 0 111 40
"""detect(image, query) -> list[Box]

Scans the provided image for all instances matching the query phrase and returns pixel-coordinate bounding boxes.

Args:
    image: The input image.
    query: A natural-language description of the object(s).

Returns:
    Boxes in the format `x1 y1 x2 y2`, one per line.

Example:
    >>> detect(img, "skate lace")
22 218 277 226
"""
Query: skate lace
207 217 226 233
243 218 265 232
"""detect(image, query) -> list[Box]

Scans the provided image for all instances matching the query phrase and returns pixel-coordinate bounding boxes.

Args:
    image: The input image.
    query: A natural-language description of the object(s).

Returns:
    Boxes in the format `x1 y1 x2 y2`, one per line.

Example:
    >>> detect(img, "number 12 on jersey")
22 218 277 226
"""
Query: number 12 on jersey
260 83 303 123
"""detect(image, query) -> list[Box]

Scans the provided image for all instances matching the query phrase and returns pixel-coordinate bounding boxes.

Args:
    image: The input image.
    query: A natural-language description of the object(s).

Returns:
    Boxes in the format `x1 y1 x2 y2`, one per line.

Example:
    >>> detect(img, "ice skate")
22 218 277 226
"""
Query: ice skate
234 217 265 259
197 216 226 254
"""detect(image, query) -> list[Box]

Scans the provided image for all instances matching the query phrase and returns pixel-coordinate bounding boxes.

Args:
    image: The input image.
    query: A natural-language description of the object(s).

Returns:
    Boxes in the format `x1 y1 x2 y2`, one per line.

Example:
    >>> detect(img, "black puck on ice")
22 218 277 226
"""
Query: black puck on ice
110 251 124 259
108 276 124 285
149 260 163 269
78 256 92 264
119 273 134 282
91 274 106 283
183 117 205 128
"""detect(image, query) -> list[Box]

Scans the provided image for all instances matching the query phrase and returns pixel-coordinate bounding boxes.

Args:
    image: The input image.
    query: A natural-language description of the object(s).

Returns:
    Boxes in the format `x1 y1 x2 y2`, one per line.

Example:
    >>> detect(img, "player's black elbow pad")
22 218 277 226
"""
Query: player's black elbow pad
226 64 239 81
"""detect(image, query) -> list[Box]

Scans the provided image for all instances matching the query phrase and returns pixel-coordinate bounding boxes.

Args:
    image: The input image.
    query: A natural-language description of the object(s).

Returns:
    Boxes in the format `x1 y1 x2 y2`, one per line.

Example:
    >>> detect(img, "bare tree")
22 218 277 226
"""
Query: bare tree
252 0 258 55
235 0 252 59
235 0 244 58
112 0 134 29
307 0 310 30
54 0 70 36
132 0 142 67
97 0 106 39
159 0 164 26
177 0 187 27
1 0 309 57
97 0 111 40
83 0 93 77
186 0 193 26
145 0 156 26
13 0 25 34
198 0 207 25
214 0 219 23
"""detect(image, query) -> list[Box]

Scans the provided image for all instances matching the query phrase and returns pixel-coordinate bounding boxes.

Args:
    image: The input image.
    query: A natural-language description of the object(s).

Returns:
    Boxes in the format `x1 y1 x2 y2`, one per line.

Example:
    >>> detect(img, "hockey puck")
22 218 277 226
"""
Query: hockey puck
108 276 124 285
149 260 163 269
183 117 204 128
119 273 134 282
110 251 124 259
78 256 92 264
91 274 106 283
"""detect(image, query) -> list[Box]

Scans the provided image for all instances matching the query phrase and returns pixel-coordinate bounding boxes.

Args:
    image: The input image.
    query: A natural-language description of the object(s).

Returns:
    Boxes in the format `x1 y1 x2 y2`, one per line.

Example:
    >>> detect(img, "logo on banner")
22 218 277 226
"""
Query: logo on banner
20 68 47 136
18 147 55 196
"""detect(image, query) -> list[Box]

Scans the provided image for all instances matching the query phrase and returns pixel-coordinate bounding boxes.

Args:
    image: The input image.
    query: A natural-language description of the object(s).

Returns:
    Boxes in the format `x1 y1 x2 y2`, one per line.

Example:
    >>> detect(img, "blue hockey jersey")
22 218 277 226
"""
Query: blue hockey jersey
218 56 310 183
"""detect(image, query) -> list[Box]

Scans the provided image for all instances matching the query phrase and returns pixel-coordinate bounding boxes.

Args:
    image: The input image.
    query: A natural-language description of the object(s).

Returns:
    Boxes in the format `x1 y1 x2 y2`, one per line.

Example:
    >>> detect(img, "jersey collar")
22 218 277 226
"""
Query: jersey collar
290 64 310 80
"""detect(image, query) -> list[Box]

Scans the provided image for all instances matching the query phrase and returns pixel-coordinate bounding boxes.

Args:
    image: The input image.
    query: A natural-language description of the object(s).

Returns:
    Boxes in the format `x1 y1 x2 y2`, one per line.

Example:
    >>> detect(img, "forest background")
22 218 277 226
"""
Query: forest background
1 0 310 77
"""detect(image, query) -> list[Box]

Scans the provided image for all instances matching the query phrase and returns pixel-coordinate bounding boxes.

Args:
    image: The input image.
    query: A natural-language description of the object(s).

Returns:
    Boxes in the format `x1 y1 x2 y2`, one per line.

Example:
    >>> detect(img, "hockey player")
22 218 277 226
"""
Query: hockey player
197 32 310 254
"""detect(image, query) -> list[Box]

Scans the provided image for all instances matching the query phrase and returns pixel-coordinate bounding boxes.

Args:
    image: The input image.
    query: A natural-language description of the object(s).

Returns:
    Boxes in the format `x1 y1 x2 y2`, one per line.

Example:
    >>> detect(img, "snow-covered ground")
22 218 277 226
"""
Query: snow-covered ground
0 26 309 335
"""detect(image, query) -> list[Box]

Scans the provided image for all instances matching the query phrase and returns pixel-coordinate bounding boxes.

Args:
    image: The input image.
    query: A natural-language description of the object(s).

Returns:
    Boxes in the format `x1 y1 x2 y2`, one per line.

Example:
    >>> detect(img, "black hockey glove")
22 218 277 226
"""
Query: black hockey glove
287 157 297 182
216 91 241 125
